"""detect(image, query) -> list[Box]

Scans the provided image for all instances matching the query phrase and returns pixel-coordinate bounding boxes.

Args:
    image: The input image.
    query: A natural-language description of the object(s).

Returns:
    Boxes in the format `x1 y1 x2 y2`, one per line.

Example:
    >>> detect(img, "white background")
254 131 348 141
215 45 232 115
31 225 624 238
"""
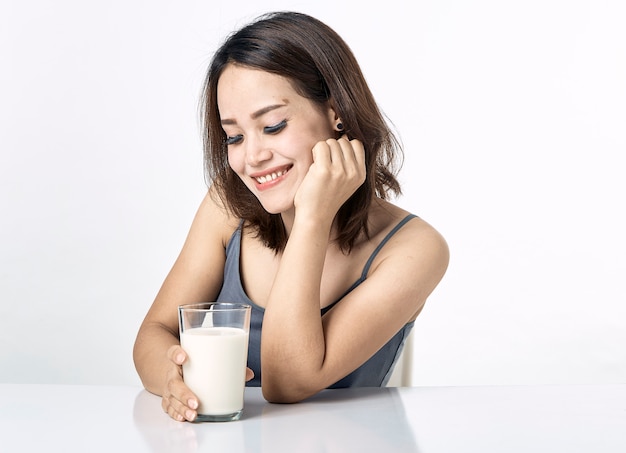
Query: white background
1 0 624 386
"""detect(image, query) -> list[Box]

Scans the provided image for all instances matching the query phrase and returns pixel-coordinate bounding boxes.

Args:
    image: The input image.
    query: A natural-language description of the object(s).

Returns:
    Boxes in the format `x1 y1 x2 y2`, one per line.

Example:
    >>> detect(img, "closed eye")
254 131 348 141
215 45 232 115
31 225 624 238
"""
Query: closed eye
225 134 243 146
264 120 287 134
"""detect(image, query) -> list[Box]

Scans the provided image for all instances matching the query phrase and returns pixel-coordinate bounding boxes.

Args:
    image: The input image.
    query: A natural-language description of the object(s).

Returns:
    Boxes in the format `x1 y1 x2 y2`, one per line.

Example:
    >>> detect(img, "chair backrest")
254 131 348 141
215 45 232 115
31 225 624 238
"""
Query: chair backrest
385 330 414 387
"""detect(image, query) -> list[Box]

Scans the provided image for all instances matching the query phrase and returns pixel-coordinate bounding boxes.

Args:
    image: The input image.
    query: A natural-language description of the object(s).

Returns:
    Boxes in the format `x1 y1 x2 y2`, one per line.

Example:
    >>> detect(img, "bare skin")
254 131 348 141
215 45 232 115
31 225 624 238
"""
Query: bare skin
133 64 449 421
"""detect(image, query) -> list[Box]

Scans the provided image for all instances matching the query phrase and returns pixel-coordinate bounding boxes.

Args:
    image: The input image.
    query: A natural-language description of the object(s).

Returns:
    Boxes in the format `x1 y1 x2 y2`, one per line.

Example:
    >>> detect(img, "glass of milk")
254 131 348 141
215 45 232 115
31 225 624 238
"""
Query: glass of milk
178 302 251 422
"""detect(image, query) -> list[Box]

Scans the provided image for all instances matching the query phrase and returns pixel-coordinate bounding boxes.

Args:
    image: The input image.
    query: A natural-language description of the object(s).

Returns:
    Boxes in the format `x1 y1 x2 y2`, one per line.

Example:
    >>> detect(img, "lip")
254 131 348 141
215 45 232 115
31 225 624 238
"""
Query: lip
249 164 292 191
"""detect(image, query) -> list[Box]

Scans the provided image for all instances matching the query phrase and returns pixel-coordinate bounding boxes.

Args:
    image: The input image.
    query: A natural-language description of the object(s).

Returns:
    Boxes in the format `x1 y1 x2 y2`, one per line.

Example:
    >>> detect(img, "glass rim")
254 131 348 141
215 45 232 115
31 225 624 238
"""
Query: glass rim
178 302 251 312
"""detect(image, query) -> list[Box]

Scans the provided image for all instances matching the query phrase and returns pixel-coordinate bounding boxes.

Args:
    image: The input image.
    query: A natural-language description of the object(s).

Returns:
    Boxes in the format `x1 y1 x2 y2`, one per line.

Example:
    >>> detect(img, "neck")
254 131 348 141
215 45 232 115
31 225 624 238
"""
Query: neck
280 209 296 238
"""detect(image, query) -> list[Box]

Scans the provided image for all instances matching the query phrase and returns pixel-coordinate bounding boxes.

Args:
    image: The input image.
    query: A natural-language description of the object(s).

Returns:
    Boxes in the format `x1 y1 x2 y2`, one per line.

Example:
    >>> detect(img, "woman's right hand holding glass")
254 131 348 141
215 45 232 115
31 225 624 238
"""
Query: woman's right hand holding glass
162 345 199 422
161 344 255 422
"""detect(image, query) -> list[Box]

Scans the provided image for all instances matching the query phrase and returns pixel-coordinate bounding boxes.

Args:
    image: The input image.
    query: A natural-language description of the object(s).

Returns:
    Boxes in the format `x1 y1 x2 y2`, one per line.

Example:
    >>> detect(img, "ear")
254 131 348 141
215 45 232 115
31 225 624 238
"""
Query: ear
326 99 343 133
327 98 340 121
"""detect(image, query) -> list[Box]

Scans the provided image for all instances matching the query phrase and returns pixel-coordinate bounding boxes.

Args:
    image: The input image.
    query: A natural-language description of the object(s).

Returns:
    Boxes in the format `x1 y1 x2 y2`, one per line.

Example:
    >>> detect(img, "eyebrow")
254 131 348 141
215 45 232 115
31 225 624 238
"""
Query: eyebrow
220 103 287 126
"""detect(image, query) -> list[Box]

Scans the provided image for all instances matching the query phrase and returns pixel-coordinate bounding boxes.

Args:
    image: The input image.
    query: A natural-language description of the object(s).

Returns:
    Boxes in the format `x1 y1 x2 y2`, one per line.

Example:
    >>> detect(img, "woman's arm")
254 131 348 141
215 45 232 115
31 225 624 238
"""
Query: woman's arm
260 139 449 403
133 188 237 420
262 216 448 403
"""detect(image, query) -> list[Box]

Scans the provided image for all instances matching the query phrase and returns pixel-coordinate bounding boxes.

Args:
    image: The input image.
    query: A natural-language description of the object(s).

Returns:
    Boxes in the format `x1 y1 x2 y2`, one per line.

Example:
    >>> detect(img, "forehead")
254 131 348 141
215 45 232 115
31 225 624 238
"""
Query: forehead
217 65 299 116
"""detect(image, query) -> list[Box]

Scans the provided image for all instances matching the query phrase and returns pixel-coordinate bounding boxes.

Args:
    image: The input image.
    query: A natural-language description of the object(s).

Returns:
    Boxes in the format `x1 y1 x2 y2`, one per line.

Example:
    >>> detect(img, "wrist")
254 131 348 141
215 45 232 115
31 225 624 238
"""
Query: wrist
293 210 333 238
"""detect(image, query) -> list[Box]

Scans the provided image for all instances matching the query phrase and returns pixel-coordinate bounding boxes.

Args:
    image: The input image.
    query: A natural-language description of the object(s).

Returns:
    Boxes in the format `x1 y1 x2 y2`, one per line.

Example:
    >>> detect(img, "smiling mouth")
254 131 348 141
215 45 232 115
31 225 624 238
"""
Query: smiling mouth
253 165 292 184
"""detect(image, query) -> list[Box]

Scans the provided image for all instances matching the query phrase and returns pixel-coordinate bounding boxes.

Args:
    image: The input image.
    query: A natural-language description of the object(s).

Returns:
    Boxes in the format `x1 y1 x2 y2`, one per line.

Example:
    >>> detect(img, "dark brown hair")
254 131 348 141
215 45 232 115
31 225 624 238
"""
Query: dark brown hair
201 11 402 252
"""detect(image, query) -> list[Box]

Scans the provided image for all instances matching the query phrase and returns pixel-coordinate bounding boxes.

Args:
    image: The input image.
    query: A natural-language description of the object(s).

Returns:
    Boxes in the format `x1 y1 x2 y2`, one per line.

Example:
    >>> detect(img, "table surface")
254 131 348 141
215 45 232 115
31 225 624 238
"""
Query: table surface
1 383 625 452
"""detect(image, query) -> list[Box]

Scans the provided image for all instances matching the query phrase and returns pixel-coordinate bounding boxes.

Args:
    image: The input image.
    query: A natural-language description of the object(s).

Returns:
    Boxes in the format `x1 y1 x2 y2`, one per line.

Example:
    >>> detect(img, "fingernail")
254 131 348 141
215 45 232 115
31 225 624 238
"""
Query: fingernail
186 409 196 421
188 399 198 410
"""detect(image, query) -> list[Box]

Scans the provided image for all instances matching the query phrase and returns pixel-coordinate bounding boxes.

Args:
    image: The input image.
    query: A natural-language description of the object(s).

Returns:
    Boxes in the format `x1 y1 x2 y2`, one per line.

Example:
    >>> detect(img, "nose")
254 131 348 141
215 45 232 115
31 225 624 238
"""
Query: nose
244 135 272 167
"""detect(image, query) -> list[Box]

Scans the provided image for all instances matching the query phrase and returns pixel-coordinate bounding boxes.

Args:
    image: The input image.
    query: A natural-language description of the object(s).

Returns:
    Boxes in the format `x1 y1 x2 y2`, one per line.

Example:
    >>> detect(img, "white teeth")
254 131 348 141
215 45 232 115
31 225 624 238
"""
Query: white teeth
255 170 285 184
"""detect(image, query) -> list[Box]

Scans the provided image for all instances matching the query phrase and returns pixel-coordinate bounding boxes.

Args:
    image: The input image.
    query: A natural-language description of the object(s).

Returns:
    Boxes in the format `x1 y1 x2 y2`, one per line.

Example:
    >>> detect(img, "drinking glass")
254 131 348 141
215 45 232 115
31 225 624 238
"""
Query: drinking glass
178 302 251 422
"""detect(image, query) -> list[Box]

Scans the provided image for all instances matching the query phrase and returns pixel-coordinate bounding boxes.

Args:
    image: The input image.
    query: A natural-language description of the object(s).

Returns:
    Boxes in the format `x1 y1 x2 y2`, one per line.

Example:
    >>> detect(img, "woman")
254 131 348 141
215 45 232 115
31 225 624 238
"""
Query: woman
133 11 449 422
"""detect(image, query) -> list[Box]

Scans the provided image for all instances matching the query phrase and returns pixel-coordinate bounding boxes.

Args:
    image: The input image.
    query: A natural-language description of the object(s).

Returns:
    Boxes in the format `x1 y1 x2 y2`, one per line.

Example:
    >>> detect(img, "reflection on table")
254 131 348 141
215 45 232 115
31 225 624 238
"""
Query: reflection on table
133 387 418 452
1 383 625 452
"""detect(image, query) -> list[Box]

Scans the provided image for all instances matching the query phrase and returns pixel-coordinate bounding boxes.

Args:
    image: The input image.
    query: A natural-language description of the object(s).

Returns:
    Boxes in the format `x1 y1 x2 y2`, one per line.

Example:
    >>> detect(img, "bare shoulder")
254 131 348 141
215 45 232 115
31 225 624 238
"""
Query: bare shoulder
402 215 449 278
168 187 241 286
370 201 448 254
397 212 448 260
189 186 241 248
366 201 450 300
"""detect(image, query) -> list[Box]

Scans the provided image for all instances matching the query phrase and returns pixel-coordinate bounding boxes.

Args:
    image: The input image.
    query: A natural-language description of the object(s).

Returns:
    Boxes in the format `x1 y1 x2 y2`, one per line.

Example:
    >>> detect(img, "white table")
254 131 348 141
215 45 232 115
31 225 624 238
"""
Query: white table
1 383 624 452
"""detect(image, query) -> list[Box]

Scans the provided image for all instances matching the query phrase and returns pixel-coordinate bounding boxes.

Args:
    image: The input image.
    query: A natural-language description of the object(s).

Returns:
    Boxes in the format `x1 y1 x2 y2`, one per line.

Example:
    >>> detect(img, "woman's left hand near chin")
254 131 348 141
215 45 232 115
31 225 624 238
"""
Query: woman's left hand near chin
294 137 366 220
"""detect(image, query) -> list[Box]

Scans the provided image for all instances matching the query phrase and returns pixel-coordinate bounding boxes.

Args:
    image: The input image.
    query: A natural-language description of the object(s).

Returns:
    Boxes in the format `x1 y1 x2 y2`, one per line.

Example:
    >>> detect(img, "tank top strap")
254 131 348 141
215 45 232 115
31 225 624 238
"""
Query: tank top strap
359 214 417 280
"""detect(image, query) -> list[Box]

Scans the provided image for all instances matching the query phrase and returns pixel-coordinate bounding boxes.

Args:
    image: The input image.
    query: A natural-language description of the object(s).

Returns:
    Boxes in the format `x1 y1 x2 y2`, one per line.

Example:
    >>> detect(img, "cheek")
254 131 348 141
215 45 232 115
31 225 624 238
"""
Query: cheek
280 134 316 164
227 149 243 173
227 149 256 189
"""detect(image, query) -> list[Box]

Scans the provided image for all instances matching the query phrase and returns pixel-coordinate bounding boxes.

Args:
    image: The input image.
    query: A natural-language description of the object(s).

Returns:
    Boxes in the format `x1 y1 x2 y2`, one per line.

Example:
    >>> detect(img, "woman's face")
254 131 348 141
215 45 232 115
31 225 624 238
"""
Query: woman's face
217 64 337 214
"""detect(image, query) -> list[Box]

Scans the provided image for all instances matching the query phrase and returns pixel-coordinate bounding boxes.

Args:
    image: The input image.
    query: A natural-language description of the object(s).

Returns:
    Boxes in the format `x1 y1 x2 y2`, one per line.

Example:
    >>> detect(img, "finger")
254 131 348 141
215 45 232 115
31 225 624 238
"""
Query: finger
311 140 332 166
246 367 254 382
335 137 354 163
167 344 187 365
175 381 199 420
163 367 199 422
334 138 364 182
349 138 365 167
336 137 363 163
347 139 366 180
317 138 348 169
164 389 198 422
327 138 347 166
161 396 186 422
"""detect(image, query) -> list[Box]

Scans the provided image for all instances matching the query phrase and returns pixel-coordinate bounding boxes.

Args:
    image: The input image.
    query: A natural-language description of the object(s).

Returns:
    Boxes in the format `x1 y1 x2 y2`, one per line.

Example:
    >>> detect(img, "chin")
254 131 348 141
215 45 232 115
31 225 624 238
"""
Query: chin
258 199 294 215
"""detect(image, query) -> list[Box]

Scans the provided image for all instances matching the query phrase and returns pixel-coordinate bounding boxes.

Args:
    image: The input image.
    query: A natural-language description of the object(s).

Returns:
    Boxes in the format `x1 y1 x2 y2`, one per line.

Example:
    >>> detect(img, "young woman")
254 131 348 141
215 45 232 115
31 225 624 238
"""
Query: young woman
133 11 449 422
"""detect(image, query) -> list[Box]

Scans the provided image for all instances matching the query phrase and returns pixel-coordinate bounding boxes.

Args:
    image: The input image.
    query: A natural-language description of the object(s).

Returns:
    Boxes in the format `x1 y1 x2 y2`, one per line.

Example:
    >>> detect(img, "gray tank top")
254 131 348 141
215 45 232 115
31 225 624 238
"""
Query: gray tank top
217 214 417 388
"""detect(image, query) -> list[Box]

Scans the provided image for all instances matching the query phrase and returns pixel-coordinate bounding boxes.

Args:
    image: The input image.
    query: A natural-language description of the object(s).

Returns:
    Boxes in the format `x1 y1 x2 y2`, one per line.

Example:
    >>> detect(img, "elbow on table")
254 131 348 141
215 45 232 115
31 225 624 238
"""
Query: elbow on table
260 358 328 403
261 381 321 404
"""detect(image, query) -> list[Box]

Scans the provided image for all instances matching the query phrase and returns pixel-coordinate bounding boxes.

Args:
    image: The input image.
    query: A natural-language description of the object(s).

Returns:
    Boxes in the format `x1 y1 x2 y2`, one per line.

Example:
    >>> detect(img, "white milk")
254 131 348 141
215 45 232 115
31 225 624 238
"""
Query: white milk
180 326 249 416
